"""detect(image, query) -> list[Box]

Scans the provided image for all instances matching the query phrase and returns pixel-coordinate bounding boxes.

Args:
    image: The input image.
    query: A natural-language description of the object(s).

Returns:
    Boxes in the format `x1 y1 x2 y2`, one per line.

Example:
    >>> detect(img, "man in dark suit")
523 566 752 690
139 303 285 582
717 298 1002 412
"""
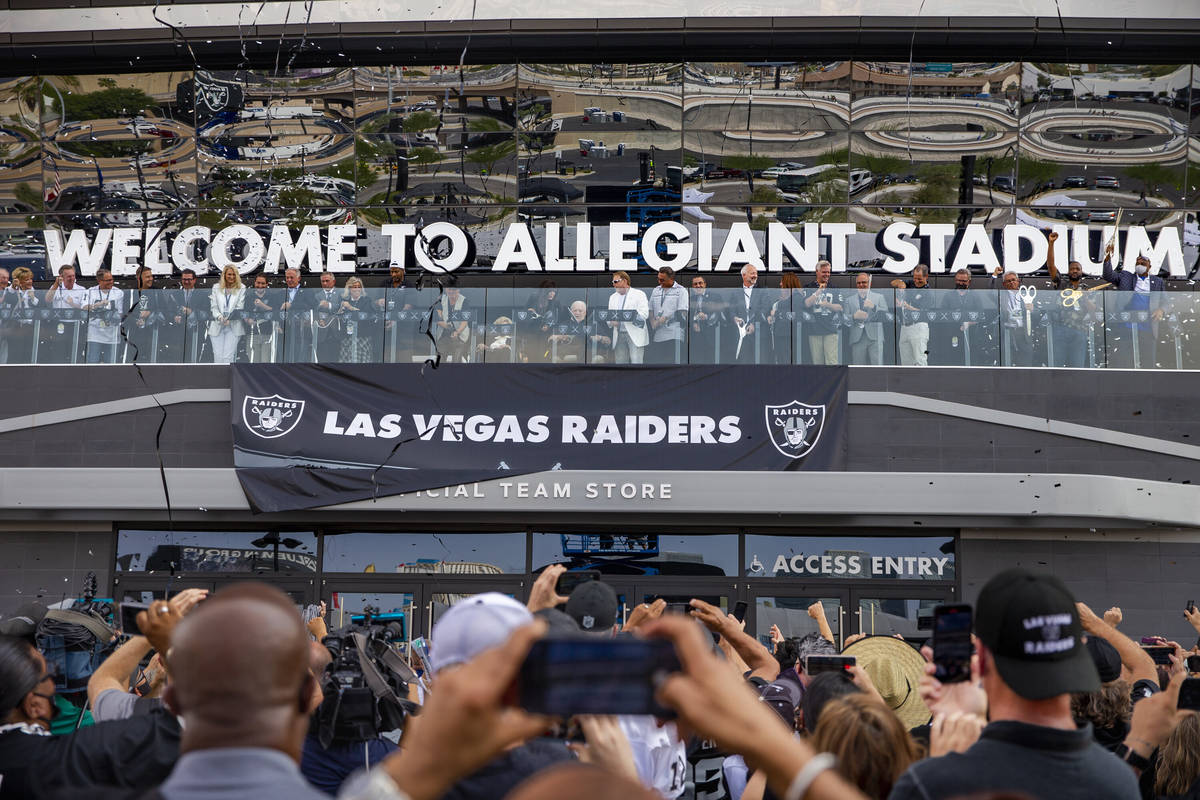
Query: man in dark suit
728 264 773 363
1103 245 1167 369
932 269 995 366
167 268 208 362
278 267 314 363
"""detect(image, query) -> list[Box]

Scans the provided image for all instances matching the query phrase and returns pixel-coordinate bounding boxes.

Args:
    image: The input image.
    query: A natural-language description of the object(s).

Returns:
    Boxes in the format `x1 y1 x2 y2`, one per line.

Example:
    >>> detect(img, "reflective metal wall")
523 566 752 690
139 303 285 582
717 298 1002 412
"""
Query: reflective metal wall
0 62 1197 271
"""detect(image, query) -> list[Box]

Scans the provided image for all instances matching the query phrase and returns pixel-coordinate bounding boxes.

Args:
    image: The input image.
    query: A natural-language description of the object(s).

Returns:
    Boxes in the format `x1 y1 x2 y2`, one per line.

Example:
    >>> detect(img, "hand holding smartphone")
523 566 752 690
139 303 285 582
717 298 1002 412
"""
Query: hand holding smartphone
515 637 681 717
933 604 973 684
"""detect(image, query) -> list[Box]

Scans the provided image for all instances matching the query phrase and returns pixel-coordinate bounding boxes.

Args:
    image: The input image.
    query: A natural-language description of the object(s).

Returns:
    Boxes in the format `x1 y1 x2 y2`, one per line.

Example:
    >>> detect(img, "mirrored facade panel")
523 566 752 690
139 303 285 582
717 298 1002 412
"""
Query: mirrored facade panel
197 134 356 227
851 62 1021 127
0 79 43 215
1015 145 1186 214
849 128 1015 208
355 65 518 130
520 63 682 133
683 62 851 131
1020 63 1190 124
1188 136 1200 206
43 73 193 141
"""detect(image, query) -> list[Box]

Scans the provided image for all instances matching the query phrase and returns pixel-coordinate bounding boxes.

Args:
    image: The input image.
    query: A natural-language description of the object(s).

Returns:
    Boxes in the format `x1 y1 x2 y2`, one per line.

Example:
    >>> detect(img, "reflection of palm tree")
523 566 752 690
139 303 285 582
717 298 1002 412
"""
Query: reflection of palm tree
10 76 80 130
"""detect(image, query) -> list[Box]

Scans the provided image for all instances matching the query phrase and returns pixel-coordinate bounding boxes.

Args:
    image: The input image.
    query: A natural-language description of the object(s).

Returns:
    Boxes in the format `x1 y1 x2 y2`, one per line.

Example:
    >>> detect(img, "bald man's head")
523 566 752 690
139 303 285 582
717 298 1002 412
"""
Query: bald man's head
164 582 314 757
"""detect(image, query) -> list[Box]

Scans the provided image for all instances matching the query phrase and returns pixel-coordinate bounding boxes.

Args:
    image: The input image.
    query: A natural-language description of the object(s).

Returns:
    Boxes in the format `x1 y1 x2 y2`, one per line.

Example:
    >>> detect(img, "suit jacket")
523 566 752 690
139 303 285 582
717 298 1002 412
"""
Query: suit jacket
729 286 772 328
208 286 246 338
607 288 649 348
844 290 889 343
1102 260 1166 302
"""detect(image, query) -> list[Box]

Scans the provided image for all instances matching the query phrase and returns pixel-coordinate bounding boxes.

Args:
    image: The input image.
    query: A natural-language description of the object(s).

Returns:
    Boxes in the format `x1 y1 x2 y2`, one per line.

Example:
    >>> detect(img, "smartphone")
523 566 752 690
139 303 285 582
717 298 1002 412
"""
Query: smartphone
1188 600 1196 615
1179 678 1200 710
732 601 748 623
516 637 681 717
1145 646 1174 665
1142 636 1163 645
119 601 150 634
556 570 601 596
933 604 973 684
1186 655 1200 673
664 602 694 616
805 655 856 675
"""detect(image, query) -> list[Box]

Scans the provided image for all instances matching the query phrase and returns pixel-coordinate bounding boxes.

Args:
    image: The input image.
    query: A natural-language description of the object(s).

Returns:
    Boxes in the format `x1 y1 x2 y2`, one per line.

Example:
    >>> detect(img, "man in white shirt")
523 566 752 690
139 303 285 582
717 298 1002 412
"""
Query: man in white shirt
647 267 689 364
607 270 648 364
84 268 126 363
0 268 10 363
43 266 88 363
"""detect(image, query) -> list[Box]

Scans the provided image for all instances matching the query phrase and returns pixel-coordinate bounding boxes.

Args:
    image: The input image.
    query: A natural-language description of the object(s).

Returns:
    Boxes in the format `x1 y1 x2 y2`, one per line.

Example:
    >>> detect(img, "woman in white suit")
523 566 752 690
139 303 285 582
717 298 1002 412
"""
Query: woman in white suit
209 265 246 363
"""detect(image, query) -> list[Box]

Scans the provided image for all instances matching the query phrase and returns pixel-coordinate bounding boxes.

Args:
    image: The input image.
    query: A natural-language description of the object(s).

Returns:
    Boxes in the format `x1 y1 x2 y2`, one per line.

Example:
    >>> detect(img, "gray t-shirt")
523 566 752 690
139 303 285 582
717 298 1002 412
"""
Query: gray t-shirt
889 720 1139 800
92 689 163 723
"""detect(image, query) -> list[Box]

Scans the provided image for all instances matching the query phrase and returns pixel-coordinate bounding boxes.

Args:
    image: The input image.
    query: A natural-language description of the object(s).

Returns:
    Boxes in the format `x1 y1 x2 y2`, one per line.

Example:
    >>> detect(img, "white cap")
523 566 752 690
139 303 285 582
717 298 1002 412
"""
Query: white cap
430 592 532 673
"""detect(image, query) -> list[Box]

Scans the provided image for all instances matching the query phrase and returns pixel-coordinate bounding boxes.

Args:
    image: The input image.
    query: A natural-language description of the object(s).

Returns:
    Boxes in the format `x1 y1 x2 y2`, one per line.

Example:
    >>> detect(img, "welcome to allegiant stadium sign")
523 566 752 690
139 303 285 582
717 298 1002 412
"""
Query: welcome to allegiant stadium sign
42 220 1191 276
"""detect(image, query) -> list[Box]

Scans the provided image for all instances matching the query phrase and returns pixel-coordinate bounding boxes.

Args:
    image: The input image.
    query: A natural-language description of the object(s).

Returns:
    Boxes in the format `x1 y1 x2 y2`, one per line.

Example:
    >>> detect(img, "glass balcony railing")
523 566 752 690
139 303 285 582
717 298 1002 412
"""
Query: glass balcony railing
1 285 1197 369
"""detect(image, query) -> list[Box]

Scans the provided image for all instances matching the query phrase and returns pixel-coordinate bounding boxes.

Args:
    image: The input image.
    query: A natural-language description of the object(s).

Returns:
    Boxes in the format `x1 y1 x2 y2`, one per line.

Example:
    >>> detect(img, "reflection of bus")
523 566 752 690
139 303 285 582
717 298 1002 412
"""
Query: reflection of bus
776 165 836 197
849 169 875 195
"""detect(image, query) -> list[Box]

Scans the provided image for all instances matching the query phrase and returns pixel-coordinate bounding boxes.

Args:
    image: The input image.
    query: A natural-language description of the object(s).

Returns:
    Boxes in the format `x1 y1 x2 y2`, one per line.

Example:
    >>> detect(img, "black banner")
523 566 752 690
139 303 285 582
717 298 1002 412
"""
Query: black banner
231 364 847 513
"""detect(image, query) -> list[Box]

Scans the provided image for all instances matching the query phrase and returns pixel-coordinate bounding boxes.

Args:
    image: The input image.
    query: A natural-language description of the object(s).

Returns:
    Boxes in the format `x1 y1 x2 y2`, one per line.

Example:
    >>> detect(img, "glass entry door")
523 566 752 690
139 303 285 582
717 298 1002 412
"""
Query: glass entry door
849 588 952 645
748 586 850 649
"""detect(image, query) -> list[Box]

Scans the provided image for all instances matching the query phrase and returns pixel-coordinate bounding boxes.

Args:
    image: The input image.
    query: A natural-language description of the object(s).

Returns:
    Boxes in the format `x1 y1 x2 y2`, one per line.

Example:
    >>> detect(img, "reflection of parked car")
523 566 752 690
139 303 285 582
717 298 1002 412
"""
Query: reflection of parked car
991 176 1015 193
1093 176 1120 189
1088 210 1117 222
848 169 874 195
1063 176 1088 188
1050 208 1085 221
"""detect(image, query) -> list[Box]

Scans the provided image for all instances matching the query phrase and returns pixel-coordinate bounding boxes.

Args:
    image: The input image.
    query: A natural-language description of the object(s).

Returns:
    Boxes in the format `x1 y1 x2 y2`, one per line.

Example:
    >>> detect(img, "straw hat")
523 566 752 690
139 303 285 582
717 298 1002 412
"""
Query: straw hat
841 635 931 729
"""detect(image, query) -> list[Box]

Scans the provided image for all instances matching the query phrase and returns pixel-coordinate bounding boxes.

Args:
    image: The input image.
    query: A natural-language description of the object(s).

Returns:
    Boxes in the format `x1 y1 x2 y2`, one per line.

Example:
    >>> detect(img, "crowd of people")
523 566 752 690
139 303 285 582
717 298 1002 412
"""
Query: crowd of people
2 565 1200 800
0 248 1173 367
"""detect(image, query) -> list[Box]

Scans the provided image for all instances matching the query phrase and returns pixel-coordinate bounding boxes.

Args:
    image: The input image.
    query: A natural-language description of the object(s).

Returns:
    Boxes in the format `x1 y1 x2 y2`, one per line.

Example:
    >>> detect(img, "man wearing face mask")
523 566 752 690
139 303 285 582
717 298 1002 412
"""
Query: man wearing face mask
0 635 181 798
932 269 993 366
1103 243 1166 369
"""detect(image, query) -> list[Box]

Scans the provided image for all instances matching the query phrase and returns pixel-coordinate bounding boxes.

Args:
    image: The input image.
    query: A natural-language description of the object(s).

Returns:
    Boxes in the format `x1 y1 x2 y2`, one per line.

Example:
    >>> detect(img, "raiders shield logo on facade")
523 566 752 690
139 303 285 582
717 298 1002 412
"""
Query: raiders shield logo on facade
764 400 826 459
242 394 305 439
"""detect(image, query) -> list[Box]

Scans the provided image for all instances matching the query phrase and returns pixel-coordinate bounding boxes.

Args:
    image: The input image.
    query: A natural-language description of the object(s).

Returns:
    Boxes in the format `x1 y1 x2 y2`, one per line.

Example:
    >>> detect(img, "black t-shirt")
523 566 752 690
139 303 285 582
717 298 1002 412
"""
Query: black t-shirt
888 720 1139 800
441 738 573 800
0 708 180 799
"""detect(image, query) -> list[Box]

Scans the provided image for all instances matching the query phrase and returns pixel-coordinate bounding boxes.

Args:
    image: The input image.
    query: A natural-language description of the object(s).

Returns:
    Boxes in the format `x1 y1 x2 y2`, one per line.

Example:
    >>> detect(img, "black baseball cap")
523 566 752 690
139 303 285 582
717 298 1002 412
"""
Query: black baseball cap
975 569 1099 700
565 580 618 634
0 602 47 640
1085 636 1122 684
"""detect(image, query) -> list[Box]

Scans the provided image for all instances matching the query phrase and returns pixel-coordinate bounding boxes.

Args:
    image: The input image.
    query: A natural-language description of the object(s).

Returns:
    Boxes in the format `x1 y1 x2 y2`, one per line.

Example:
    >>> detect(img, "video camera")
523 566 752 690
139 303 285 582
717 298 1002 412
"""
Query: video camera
36 572 119 696
314 605 420 747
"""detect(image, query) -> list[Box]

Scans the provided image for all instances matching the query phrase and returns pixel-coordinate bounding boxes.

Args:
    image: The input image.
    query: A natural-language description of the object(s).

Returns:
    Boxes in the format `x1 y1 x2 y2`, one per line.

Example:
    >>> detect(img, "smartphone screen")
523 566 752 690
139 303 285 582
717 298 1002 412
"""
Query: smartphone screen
933 604 973 684
732 601 748 623
805 655 856 675
664 602 693 616
1186 655 1200 673
517 638 681 717
119 601 150 634
1144 646 1174 665
556 570 601 596
1179 678 1200 710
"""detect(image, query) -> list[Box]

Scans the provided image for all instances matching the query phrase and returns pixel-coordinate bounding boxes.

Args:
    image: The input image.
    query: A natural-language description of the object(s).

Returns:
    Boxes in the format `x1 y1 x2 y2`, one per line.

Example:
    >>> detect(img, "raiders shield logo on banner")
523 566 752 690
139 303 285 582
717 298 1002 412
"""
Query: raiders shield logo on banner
242 394 305 439
764 400 826 459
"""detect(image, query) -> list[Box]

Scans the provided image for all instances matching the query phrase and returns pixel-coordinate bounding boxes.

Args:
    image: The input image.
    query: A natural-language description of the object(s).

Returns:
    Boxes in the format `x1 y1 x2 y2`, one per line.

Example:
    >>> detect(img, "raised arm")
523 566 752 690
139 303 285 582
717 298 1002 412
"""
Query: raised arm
689 599 779 682
1077 602 1157 684
807 601 836 644
1046 231 1061 282
87 635 153 709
